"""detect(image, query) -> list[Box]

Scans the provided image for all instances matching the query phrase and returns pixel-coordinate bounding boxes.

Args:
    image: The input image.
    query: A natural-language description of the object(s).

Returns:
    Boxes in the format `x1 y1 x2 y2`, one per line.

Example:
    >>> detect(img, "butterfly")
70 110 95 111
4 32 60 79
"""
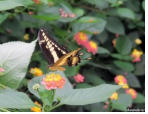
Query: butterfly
38 28 84 71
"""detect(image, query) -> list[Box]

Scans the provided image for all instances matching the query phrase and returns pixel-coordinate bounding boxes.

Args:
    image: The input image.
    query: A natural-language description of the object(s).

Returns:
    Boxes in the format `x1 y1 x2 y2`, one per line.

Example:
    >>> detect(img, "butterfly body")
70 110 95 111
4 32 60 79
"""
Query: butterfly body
38 29 81 71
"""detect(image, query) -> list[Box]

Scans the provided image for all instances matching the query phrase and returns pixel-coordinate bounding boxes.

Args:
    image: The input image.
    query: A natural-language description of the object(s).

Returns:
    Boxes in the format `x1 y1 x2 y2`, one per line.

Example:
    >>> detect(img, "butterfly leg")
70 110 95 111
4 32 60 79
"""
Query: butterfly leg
39 40 45 45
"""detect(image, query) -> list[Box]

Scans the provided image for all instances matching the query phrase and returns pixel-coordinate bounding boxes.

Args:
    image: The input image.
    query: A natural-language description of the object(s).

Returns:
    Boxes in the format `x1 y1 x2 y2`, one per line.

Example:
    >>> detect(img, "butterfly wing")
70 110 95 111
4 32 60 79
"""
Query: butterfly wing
38 28 69 65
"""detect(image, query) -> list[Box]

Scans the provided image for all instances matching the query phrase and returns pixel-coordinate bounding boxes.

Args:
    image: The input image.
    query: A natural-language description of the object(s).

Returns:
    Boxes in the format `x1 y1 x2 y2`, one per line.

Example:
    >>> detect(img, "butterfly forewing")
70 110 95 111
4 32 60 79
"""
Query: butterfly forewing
38 29 69 65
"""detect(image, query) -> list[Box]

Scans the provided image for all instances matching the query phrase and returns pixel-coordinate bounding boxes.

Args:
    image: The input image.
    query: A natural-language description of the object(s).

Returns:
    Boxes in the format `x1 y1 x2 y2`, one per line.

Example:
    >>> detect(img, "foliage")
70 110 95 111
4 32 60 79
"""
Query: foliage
0 0 145 112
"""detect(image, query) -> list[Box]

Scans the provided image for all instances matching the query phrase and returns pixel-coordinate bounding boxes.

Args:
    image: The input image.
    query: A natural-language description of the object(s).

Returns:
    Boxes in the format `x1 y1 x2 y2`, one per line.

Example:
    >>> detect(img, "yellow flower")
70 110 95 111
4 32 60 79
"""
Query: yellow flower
31 101 42 112
30 67 43 76
135 38 142 45
110 92 118 100
24 34 29 40
131 49 143 58
118 82 129 89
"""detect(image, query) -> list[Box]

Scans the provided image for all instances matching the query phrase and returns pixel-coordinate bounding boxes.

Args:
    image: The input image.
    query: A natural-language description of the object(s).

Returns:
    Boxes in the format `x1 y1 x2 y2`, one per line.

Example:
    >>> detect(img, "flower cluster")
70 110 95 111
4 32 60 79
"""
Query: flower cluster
131 49 143 63
31 101 42 112
59 8 75 18
73 74 85 83
126 88 137 99
74 32 98 55
41 73 66 90
114 74 137 99
114 75 129 89
30 67 43 76
135 38 142 45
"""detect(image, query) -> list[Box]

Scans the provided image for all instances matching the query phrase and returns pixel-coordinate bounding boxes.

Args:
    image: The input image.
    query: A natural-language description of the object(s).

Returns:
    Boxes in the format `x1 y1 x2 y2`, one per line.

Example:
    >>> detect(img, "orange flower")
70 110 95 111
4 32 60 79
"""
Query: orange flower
110 92 118 100
85 41 98 55
126 88 137 99
41 73 66 90
112 39 116 47
31 101 42 112
114 75 129 89
131 49 143 63
30 67 43 76
73 74 85 83
74 32 89 47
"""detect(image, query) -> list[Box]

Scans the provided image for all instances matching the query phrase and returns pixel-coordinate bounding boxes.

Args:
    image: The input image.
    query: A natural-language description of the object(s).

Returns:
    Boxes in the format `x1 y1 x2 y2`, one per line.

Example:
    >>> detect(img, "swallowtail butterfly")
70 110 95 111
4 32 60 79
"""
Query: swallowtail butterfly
38 29 83 71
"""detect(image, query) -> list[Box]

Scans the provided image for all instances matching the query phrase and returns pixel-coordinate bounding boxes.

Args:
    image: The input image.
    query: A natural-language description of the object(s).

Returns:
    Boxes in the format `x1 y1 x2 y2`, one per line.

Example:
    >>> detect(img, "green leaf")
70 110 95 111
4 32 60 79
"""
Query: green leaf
111 53 132 61
0 87 34 109
0 13 9 25
0 0 33 11
116 37 132 55
83 69 105 85
97 46 110 54
134 55 145 76
33 15 60 21
59 84 120 105
133 93 145 103
65 66 80 77
72 16 106 34
112 94 132 111
0 40 36 89
28 72 120 105
142 0 145 11
117 8 135 19
83 0 109 9
75 83 92 89
125 73 141 88
38 86 55 106
113 60 134 72
106 17 125 35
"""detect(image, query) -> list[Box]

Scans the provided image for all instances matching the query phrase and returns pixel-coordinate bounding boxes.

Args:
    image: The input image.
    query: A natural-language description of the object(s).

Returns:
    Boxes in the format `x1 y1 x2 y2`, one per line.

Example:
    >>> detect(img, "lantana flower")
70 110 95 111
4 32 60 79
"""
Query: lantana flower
41 73 66 90
131 49 143 63
110 92 118 100
74 32 89 47
114 75 129 89
73 74 85 83
126 88 137 99
30 67 43 76
135 38 142 45
31 101 42 112
85 41 98 55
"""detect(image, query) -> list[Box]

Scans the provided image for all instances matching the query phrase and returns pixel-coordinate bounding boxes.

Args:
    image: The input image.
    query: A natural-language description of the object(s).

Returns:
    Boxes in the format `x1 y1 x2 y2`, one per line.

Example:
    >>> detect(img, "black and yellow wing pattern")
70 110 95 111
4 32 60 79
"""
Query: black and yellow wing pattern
38 29 82 71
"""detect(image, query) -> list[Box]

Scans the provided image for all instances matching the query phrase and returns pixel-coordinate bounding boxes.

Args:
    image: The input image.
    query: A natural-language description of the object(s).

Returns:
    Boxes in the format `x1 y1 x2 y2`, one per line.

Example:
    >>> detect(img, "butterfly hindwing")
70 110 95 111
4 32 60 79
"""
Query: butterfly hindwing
38 29 69 65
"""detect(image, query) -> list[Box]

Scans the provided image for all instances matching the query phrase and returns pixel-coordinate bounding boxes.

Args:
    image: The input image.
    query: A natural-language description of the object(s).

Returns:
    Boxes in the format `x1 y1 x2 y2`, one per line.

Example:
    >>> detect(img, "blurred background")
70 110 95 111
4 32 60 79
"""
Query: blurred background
0 0 145 112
